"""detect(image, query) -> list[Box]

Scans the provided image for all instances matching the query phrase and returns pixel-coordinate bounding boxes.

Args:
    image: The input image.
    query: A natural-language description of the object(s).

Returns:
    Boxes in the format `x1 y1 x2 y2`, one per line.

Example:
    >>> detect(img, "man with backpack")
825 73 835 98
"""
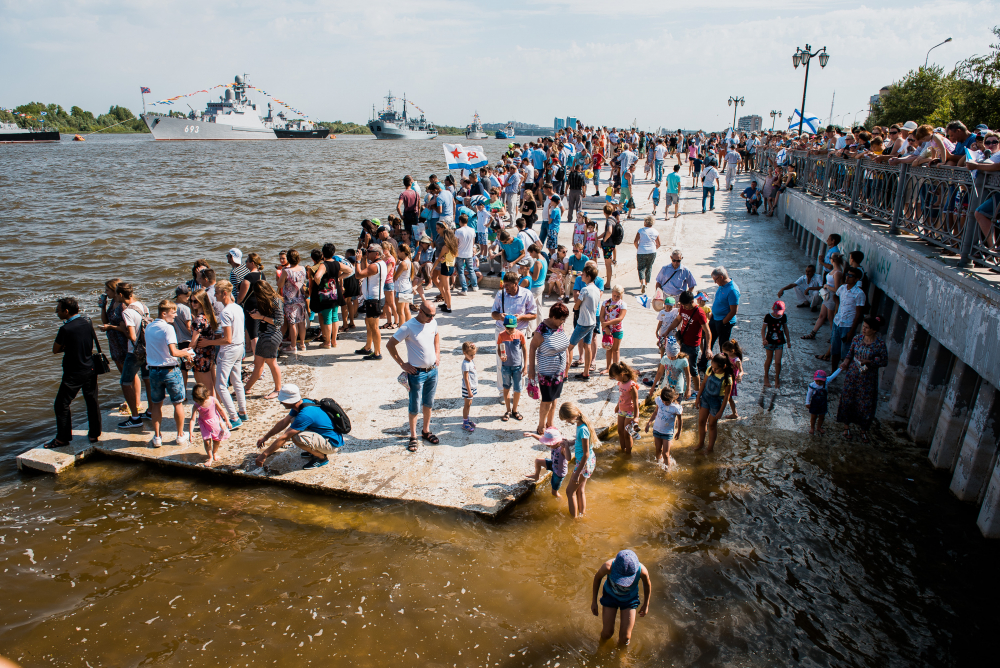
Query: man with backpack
100 282 151 430
255 383 345 469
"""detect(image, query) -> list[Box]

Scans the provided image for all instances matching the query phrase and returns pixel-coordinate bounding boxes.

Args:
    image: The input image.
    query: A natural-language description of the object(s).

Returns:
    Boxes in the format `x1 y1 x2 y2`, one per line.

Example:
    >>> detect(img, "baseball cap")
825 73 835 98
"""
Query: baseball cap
367 245 382 254
550 195 561 202
227 248 242 263
666 336 681 357
695 291 709 301
814 370 828 381
277 384 302 404
174 284 191 296
772 300 786 315
902 121 918 131
609 550 640 587
503 314 518 329
663 296 677 305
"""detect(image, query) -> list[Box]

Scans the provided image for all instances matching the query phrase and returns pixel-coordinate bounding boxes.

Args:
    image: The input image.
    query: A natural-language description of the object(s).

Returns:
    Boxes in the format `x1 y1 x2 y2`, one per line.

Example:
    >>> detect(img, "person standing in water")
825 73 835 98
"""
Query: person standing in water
591 549 651 647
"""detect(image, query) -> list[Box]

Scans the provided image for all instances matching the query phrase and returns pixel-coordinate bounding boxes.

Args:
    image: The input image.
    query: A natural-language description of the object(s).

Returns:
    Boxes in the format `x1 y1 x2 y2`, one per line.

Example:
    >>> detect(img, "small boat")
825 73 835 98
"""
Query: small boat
494 123 515 139
0 121 61 143
73 134 85 141
263 104 330 139
465 112 487 140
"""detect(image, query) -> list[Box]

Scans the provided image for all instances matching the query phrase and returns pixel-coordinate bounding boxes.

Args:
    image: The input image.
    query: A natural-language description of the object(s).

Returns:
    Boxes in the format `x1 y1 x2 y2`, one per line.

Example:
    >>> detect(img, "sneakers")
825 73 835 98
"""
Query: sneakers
301 450 313 458
628 423 642 439
458 290 467 296
149 435 163 448
303 456 329 470
229 417 243 430
139 410 152 420
238 413 248 422
356 347 373 355
363 353 383 361
462 419 476 433
177 433 190 445
469 286 479 292
441 306 452 313
118 416 143 429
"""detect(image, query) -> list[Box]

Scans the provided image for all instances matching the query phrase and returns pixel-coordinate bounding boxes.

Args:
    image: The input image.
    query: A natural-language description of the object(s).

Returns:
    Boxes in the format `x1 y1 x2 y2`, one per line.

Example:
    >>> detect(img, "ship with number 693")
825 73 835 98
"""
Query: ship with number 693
141 75 276 140
367 92 438 140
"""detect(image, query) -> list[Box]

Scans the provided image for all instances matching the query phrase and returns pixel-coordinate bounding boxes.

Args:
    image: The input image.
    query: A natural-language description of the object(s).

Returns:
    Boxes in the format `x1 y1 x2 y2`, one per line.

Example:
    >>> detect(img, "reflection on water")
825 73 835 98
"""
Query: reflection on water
2 135 998 667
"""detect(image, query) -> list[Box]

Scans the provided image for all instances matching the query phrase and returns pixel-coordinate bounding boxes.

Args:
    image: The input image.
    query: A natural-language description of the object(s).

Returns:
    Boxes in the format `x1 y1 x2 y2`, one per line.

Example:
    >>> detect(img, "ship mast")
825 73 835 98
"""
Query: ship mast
403 93 407 122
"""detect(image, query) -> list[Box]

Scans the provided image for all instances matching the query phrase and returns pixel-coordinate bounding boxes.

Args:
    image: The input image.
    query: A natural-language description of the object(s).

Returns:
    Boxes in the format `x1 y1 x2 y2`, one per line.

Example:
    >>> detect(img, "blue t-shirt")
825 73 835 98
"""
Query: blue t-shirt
824 245 841 267
951 133 977 155
742 186 759 200
711 280 740 323
501 237 526 262
667 172 681 194
437 191 455 218
651 186 660 200
457 206 477 230
532 149 546 170
289 402 344 446
568 254 590 291
529 257 547 288
549 207 562 230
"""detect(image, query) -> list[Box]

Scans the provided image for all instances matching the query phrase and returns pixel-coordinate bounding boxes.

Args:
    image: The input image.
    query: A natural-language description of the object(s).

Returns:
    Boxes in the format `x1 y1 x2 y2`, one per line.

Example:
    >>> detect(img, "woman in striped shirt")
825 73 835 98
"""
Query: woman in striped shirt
528 301 573 435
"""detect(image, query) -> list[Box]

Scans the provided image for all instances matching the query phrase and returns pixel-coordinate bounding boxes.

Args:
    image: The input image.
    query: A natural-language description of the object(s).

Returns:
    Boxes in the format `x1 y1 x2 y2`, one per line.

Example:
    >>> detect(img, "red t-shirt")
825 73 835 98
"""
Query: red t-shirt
676 305 708 347
398 189 419 214
592 153 604 171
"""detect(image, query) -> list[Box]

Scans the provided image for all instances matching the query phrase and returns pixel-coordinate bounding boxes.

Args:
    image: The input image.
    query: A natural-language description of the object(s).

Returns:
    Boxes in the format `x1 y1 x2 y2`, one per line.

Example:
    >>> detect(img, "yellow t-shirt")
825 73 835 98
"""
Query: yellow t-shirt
706 370 732 398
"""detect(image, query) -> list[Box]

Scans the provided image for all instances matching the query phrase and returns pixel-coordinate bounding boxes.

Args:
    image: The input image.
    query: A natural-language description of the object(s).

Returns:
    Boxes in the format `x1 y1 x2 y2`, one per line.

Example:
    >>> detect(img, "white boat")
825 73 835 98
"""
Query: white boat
141 75 276 140
367 92 438 140
465 112 487 140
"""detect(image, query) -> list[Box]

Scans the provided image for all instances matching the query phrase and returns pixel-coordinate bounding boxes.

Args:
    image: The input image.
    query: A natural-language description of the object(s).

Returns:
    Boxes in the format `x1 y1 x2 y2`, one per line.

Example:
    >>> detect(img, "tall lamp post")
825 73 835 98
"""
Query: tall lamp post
769 110 782 130
925 37 952 69
792 44 830 135
728 96 744 134
852 108 867 128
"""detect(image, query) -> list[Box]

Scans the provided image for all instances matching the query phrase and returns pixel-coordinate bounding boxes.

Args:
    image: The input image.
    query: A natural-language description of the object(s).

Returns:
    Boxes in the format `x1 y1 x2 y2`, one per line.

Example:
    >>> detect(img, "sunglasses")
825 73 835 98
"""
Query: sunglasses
419 308 435 319
985 139 1000 146
889 130 899 135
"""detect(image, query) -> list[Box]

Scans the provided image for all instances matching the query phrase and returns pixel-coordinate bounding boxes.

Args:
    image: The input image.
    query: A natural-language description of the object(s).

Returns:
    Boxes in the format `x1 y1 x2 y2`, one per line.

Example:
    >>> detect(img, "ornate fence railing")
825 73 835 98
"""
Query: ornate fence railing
758 149 996 269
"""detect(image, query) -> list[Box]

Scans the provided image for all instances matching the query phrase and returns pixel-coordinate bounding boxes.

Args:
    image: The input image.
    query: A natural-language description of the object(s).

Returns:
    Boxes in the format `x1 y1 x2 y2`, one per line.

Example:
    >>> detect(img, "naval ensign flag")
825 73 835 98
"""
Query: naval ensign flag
443 144 489 171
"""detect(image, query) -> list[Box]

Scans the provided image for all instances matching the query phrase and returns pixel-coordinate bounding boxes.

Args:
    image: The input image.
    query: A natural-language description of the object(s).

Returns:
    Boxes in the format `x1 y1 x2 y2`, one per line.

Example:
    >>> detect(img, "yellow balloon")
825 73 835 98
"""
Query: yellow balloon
585 169 594 179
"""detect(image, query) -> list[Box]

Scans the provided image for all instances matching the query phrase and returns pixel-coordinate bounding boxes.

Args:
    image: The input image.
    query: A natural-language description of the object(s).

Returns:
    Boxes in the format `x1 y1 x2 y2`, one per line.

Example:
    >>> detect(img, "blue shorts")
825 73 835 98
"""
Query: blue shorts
545 459 564 491
148 366 185 404
652 430 674 441
976 195 996 219
501 365 523 392
319 307 340 325
406 367 438 415
120 351 148 384
569 323 595 346
701 393 723 416
477 232 488 246
764 343 784 351
600 589 640 610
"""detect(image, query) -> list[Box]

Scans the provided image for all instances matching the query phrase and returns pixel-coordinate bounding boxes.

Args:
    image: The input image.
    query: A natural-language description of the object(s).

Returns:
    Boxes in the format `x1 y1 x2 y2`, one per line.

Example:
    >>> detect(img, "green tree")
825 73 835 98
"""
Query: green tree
952 25 1000 130
869 65 949 127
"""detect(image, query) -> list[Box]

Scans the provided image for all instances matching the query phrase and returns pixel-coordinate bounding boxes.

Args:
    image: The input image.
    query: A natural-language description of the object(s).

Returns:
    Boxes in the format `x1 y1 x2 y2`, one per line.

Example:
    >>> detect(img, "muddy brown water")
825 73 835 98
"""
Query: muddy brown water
2 136 998 666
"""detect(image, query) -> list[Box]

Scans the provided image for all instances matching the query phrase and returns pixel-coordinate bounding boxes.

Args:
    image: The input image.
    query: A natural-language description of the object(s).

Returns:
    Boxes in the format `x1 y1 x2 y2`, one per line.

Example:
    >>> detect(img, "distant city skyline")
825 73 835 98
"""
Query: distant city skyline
1 1 993 130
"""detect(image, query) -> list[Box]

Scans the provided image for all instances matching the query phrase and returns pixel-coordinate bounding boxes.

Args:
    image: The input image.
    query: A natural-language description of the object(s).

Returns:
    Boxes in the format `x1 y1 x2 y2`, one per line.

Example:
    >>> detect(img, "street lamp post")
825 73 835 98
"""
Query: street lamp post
792 44 830 135
924 37 952 69
769 110 782 130
853 108 867 128
728 96 745 134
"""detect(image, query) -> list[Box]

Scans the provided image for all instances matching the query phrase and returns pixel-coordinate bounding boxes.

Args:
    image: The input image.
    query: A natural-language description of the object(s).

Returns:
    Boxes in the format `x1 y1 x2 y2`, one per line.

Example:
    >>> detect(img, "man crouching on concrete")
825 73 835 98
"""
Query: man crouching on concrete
255 384 342 470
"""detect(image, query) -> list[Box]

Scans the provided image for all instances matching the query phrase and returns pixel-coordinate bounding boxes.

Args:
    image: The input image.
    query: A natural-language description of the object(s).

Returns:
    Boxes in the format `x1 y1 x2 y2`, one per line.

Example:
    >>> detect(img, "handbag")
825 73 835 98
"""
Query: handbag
89 318 112 375
526 379 540 401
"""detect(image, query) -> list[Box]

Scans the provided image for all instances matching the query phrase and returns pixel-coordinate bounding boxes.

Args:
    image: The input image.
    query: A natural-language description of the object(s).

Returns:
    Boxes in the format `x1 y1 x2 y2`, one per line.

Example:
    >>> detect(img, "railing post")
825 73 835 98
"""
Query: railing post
849 158 864 214
820 158 830 201
889 163 909 235
959 171 986 267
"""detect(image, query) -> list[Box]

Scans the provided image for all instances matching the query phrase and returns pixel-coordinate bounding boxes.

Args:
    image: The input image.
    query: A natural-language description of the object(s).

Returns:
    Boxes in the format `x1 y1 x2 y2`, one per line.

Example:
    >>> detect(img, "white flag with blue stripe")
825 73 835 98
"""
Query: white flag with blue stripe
443 144 489 170
788 109 820 134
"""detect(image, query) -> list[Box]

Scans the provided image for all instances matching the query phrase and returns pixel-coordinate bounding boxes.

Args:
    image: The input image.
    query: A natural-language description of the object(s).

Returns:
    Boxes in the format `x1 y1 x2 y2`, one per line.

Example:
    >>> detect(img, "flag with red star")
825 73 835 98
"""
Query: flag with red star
443 143 488 170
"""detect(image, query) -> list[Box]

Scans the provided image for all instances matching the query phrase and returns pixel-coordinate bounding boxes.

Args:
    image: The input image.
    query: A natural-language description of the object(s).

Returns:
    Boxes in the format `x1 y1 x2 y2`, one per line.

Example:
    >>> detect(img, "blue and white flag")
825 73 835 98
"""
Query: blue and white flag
788 109 820 134
776 148 788 165
443 144 488 170
966 146 981 186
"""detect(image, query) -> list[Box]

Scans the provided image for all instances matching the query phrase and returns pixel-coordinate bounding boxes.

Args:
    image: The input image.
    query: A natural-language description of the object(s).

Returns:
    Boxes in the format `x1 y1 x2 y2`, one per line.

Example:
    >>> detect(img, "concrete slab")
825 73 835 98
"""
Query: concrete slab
21 166 833 516
16 440 94 473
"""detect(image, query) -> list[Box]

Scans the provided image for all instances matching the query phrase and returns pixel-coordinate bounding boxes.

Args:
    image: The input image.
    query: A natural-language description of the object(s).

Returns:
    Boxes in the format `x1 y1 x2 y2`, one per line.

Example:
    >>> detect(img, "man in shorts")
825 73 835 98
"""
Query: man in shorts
144 299 195 447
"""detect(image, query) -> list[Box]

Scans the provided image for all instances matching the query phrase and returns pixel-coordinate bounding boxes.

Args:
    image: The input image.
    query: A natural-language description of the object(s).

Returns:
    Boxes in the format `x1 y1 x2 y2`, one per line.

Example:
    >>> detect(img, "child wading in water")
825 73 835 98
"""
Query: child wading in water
592 549 651 647
645 387 682 468
560 401 598 518
189 382 230 465
526 426 570 498
720 339 744 419
461 341 478 432
695 353 734 452
761 300 790 388
610 362 640 454
806 368 841 434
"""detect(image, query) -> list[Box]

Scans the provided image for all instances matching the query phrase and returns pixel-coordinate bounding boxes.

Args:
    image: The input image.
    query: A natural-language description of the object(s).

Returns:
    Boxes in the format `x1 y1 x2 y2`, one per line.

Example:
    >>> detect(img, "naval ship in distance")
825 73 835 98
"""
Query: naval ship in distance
368 92 437 140
142 75 276 140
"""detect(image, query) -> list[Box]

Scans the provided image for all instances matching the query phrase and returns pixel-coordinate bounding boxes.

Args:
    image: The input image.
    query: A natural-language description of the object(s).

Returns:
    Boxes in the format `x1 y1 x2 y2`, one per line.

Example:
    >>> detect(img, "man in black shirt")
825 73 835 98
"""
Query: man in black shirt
49 297 101 448
566 163 586 225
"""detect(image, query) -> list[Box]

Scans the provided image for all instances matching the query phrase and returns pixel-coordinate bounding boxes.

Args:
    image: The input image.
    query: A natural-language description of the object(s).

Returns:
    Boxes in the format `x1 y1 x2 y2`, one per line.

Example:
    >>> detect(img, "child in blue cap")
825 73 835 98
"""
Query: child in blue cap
496 314 527 421
592 549 651 646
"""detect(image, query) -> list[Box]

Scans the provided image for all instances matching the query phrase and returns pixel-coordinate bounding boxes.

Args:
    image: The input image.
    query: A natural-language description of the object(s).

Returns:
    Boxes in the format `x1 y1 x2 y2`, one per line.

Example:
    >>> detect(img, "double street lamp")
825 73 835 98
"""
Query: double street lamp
792 44 830 135
728 96 744 134
769 109 782 130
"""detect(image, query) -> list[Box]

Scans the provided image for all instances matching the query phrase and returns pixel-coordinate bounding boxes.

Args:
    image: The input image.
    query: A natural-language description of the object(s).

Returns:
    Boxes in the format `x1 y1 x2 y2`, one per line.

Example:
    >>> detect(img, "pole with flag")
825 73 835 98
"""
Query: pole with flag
140 87 151 115
443 143 489 172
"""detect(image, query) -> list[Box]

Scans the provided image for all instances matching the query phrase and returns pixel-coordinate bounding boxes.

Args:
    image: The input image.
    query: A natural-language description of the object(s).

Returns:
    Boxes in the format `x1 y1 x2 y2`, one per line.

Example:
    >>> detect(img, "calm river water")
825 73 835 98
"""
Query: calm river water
1 134 997 666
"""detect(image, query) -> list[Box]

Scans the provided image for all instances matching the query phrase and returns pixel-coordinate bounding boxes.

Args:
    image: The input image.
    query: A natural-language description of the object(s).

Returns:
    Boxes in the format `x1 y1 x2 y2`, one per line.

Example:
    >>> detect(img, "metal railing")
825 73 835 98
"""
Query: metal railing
757 148 997 269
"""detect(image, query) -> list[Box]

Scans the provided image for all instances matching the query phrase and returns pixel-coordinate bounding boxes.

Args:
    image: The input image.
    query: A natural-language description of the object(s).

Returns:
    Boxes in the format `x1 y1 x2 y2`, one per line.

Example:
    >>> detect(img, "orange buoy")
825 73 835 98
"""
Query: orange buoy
73 134 85 141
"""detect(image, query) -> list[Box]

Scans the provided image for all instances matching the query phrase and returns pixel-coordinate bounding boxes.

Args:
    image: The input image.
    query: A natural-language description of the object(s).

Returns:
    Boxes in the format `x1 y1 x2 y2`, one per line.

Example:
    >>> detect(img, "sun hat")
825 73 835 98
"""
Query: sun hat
503 314 518 329
609 549 640 587
277 384 301 404
227 248 242 263
772 300 786 315
814 370 827 381
539 427 562 446
418 234 432 244
902 121 918 131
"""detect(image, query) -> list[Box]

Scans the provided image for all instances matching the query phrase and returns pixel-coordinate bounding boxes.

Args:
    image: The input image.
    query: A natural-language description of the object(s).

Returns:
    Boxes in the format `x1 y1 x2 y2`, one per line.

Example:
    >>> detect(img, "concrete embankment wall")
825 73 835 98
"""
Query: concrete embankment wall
764 180 1000 538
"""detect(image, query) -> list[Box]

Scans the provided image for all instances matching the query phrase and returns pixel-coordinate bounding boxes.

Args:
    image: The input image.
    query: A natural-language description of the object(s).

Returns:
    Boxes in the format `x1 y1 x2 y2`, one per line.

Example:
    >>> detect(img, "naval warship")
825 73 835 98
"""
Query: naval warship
0 120 60 143
142 75 276 140
367 92 437 140
465 112 487 140
263 104 330 139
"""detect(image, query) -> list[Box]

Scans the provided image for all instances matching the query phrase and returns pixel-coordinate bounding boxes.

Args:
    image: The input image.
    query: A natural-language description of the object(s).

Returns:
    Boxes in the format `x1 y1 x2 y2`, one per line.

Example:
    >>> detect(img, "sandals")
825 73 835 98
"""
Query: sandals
264 390 280 400
801 332 817 340
860 432 869 443
511 411 523 421
501 412 511 422
407 437 419 452
421 431 440 445
815 354 830 361
843 429 852 441
43 438 68 449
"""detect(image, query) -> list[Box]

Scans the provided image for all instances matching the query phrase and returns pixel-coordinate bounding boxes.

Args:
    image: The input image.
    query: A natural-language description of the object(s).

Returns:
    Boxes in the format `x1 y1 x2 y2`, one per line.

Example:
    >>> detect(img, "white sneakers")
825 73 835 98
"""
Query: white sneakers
177 433 190 445
149 434 189 448
150 436 163 448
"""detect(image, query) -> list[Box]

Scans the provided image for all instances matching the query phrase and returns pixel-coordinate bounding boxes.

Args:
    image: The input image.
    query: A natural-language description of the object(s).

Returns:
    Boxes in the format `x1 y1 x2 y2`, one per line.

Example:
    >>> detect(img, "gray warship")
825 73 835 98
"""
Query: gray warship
142 75 276 140
465 112 487 140
367 92 438 140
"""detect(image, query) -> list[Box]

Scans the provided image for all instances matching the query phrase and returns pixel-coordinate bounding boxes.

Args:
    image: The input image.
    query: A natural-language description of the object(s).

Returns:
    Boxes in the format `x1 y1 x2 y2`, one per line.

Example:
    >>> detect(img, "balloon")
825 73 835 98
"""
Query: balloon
585 169 594 179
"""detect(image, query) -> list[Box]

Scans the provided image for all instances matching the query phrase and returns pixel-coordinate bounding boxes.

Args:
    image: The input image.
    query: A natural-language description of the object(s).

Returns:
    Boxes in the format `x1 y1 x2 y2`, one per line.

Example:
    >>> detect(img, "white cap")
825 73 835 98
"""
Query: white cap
227 248 243 263
277 384 301 404
901 121 918 131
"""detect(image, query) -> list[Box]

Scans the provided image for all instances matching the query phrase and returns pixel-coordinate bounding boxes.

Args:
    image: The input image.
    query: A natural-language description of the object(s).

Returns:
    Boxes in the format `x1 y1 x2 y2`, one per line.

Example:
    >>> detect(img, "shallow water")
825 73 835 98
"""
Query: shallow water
1 135 998 666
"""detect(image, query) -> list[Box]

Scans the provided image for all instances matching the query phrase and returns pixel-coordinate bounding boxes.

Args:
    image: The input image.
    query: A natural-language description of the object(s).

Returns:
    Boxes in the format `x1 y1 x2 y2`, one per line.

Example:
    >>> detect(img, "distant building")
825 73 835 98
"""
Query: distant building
566 117 578 130
870 85 891 109
554 117 565 130
738 115 762 133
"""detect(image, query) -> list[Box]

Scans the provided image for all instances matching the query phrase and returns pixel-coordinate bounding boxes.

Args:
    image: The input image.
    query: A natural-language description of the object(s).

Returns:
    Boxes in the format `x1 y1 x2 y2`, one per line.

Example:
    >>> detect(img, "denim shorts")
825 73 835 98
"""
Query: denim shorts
148 366 185 404
569 323 595 346
439 263 455 276
406 367 438 415
319 307 340 325
545 460 564 491
501 365 524 392
120 352 148 384
764 343 785 351
652 429 674 441
701 393 723 416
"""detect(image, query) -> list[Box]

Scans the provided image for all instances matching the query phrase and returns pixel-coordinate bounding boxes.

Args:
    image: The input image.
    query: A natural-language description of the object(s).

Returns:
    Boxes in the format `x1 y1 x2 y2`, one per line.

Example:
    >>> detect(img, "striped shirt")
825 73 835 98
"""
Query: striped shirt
230 263 250 287
535 321 570 377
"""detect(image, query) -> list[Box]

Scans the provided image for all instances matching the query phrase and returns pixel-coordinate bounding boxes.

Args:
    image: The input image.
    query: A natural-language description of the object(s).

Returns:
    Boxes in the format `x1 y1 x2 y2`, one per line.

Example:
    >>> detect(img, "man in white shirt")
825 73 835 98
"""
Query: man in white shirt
196 279 248 428
701 164 720 212
387 302 441 450
144 299 195 447
570 264 601 380
778 264 823 311
654 139 667 182
454 214 478 294
724 147 741 190
831 268 866 370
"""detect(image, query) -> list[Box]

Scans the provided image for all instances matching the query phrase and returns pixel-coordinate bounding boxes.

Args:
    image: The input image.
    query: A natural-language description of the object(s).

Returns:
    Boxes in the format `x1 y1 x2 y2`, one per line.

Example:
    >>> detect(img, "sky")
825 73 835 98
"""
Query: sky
2 0 998 131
